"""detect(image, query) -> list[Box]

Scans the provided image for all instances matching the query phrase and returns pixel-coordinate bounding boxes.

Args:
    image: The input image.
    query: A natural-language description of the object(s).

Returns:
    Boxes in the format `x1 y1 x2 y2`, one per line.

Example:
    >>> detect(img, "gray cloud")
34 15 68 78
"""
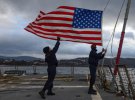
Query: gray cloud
0 0 135 59
114 32 134 39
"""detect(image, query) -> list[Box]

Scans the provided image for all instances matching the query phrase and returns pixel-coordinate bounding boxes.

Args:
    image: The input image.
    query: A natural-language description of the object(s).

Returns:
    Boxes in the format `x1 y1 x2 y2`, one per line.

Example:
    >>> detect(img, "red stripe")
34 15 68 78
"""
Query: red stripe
31 23 101 35
26 28 101 45
35 11 46 21
38 35 102 45
36 23 72 27
25 26 102 45
32 21 72 28
40 17 73 21
48 11 74 15
58 6 75 10
40 11 46 15
28 25 101 40
25 7 102 46
36 15 42 21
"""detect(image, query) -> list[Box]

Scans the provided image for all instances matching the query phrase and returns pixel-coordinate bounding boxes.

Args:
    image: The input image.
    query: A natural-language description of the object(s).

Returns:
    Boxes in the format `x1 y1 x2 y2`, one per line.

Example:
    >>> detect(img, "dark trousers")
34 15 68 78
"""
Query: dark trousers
89 65 97 89
42 67 56 93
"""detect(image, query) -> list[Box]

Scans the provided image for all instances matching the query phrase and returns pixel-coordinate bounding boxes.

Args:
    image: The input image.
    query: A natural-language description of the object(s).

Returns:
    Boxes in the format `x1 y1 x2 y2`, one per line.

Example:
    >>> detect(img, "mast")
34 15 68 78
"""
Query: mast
114 0 131 75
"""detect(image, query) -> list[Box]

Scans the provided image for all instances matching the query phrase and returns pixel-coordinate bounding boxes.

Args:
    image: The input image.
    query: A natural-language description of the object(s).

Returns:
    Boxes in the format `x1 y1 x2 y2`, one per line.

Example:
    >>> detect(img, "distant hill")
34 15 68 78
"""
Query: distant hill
99 58 135 67
0 56 42 61
59 57 135 67
0 56 135 67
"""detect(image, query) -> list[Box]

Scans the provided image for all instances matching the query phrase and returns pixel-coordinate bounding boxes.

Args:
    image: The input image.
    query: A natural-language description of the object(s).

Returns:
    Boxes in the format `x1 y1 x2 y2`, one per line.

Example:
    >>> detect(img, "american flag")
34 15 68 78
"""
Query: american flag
25 6 103 45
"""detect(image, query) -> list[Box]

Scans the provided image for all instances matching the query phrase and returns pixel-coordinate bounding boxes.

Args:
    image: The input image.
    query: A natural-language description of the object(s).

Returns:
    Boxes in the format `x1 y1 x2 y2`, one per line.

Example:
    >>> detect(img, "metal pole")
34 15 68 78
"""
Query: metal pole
114 0 131 75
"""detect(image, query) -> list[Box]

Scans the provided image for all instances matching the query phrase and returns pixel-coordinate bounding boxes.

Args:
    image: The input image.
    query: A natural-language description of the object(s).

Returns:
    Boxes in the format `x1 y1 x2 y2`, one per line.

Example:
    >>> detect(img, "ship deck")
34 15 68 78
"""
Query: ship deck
0 74 124 100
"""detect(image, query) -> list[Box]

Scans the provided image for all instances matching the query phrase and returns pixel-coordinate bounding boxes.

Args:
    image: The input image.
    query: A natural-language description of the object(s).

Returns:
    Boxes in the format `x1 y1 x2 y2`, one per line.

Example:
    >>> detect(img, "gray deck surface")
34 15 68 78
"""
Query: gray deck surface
0 75 124 100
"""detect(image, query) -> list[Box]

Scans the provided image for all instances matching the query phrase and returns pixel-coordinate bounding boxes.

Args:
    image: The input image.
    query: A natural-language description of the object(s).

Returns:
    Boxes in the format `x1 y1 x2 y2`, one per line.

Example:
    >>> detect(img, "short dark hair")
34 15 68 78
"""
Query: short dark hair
91 44 96 49
43 46 49 54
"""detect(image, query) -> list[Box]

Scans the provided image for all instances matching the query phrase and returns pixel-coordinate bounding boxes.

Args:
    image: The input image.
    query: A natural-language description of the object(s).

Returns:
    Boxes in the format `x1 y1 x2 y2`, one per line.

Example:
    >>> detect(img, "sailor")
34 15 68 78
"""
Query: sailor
88 44 106 94
39 37 60 99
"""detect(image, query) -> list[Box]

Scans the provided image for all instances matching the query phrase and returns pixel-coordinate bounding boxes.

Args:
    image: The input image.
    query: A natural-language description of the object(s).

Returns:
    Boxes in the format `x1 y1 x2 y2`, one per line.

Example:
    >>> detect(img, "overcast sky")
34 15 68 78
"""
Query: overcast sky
0 0 135 59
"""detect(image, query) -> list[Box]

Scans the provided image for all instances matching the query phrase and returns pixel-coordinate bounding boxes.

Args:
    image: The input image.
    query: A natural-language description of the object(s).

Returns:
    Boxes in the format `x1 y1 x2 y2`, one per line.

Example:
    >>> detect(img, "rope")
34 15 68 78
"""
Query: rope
98 0 113 88
100 0 112 68
103 0 112 11
110 0 126 66
106 0 125 50
99 1 126 90
101 0 126 68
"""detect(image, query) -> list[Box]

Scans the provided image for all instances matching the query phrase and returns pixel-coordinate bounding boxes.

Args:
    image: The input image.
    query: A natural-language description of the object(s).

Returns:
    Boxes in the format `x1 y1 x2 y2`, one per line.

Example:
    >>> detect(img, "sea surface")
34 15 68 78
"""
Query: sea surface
0 65 90 75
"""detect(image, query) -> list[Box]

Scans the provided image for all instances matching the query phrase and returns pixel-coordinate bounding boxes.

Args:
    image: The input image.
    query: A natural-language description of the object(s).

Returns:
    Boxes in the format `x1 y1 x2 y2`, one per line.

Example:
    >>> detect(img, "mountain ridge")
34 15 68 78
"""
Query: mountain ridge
0 56 42 61
0 56 135 67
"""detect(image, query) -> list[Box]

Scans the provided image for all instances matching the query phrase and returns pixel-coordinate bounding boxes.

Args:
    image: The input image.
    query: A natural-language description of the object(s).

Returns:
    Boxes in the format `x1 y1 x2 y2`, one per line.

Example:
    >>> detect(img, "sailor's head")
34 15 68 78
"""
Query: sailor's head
91 44 97 50
43 46 51 54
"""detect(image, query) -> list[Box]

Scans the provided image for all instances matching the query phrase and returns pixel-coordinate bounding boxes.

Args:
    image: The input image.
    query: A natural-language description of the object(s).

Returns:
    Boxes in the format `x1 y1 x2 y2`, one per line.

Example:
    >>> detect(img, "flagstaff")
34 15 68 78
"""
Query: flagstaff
114 0 131 75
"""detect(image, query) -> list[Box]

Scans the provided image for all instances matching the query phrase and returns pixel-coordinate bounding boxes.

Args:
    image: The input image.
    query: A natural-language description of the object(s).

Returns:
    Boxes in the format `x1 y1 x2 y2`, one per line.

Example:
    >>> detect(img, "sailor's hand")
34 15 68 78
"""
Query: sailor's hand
104 49 107 53
102 48 107 53
102 48 105 52
57 37 60 41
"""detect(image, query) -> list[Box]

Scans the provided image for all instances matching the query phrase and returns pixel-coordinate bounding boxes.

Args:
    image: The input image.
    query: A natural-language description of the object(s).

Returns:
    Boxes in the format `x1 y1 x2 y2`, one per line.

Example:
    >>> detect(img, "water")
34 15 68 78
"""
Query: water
0 65 90 75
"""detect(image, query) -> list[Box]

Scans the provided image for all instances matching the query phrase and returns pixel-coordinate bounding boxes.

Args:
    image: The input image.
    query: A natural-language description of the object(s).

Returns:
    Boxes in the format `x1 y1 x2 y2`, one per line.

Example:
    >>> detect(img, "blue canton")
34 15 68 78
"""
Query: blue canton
72 8 102 29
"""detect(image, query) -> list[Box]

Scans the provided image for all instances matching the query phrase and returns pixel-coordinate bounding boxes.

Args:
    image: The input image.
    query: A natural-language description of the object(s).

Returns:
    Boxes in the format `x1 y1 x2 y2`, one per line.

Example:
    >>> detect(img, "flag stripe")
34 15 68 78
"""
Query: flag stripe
30 23 101 35
40 11 46 15
36 20 72 24
38 34 102 45
41 14 73 18
35 11 46 21
26 25 101 40
39 16 73 21
48 11 74 15
58 6 75 10
25 27 102 45
38 25 101 31
29 25 101 38
25 6 103 45
53 9 74 13
36 23 72 27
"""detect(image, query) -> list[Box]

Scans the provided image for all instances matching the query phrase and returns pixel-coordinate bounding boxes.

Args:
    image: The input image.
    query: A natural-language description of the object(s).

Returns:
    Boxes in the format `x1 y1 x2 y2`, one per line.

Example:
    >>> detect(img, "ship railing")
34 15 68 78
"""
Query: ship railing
97 64 135 100
117 65 135 100
97 65 119 93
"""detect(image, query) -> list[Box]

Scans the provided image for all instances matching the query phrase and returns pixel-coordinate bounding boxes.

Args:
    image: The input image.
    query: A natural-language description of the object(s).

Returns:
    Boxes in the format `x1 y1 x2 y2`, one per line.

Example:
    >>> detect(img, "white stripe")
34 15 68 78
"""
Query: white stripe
42 26 101 32
31 23 101 31
25 27 35 33
73 28 101 31
36 12 45 19
54 8 74 13
44 14 73 18
32 19 101 32
26 27 102 44
35 33 102 43
31 26 101 37
45 31 101 37
36 20 72 24
32 23 72 30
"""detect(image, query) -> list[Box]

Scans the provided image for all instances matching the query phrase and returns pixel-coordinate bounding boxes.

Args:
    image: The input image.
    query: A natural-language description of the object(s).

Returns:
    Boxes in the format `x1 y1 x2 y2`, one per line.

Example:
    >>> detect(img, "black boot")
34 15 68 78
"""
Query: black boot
47 89 55 96
39 91 45 99
91 88 96 92
88 88 97 95
47 92 55 95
